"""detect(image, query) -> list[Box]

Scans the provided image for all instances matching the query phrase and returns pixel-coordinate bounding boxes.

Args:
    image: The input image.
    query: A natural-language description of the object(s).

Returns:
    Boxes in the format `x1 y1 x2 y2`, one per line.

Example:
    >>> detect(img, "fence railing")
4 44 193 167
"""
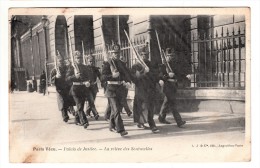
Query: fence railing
190 26 246 88
91 36 148 69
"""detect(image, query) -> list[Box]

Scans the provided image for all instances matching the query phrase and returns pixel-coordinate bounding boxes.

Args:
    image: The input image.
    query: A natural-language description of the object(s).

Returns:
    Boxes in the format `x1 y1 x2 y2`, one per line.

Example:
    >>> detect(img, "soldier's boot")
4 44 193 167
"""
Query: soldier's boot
173 111 186 128
120 130 128 136
75 116 80 125
62 109 69 122
177 121 186 128
86 108 92 117
83 122 89 129
68 106 76 116
158 114 171 124
151 127 160 133
91 108 99 120
137 123 149 129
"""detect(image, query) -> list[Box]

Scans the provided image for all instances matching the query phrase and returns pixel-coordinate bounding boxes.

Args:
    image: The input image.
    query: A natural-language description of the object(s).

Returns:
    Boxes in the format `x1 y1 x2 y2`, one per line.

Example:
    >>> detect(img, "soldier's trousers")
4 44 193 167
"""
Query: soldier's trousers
86 91 98 116
104 99 111 120
108 97 125 133
56 92 69 121
133 95 156 129
159 95 183 125
104 96 131 120
73 94 88 125
118 88 131 114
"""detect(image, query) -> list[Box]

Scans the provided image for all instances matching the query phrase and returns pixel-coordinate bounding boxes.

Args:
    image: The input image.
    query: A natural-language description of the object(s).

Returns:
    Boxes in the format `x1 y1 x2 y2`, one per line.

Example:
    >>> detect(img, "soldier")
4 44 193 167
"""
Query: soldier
158 48 190 127
119 55 133 116
131 46 160 133
103 55 133 121
50 53 74 123
85 54 100 120
65 60 76 116
101 44 131 136
66 50 98 129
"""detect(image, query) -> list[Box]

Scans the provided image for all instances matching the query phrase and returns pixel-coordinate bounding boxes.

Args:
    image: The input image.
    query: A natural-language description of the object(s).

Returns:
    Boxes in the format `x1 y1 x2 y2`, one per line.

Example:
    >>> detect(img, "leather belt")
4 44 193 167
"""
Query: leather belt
107 81 123 85
167 79 177 82
73 81 89 85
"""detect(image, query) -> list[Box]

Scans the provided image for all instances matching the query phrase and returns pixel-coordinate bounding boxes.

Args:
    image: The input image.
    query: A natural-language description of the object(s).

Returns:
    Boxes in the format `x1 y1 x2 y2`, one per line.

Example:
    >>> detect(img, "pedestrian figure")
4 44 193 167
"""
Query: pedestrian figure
66 51 98 129
50 52 75 123
10 79 16 93
101 44 132 136
158 48 190 127
40 70 47 96
131 46 160 133
85 54 100 120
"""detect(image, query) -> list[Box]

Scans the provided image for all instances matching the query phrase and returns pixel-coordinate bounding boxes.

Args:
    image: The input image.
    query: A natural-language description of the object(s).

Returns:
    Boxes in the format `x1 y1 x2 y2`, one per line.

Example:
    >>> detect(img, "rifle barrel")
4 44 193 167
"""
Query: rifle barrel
123 30 147 69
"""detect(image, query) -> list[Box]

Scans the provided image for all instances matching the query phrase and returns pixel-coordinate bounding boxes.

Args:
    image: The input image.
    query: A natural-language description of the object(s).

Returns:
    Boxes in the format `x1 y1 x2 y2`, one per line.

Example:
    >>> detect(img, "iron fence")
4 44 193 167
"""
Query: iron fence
91 36 148 69
190 26 246 88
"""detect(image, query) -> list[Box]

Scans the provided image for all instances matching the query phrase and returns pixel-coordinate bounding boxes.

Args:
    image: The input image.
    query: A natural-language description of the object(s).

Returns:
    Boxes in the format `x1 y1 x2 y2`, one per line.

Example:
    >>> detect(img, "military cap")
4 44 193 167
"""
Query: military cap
111 44 120 53
165 48 174 56
139 46 149 54
74 50 82 58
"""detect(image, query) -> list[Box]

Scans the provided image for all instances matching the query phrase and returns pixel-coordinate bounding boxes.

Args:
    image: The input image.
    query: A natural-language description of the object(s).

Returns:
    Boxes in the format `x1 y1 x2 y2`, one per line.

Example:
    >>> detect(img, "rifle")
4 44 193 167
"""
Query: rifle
100 22 118 72
55 50 61 76
123 29 148 70
68 35 80 75
155 29 173 73
82 41 86 65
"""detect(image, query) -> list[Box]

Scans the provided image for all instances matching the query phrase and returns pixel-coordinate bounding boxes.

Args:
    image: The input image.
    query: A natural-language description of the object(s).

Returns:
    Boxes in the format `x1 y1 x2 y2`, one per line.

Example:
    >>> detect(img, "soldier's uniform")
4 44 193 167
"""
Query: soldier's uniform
85 55 101 119
50 55 75 122
158 48 187 127
131 46 160 133
66 51 98 129
103 55 132 120
101 44 131 136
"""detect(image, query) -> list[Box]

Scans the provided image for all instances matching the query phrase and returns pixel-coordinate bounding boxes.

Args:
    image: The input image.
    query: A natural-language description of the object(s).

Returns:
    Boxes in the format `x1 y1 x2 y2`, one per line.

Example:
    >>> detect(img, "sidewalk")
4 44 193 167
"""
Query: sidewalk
9 91 248 163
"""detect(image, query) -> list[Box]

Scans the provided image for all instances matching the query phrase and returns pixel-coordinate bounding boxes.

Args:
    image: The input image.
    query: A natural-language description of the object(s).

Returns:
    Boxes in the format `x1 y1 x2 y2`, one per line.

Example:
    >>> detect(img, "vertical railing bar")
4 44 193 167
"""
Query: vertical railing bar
209 34 212 87
221 27 224 87
232 27 236 87
204 33 207 87
238 26 241 87
192 33 196 88
226 28 230 87
198 34 201 87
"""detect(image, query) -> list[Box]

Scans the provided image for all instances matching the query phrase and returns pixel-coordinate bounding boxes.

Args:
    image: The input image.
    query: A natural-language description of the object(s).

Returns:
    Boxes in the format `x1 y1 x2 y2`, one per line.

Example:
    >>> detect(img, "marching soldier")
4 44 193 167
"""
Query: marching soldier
158 48 190 127
65 60 76 116
131 46 160 133
101 44 131 136
103 54 133 120
66 51 98 129
50 53 75 123
85 54 100 120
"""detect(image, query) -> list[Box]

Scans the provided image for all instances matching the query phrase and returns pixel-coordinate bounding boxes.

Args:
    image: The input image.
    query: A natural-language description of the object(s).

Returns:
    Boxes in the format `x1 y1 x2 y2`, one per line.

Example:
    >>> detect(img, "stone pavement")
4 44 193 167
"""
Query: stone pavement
9 90 249 163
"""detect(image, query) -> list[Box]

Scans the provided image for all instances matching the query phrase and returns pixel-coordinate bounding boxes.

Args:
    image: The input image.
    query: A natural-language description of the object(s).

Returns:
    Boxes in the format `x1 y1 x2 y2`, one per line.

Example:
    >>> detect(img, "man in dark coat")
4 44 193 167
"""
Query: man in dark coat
66 51 98 129
158 48 189 127
85 54 100 120
50 53 75 122
131 46 160 133
40 70 46 95
101 44 131 136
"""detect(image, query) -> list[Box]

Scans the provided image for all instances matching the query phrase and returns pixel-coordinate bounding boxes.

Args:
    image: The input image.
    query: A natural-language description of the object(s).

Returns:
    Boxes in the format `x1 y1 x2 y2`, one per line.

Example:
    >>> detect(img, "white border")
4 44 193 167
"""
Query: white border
1 1 259 168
